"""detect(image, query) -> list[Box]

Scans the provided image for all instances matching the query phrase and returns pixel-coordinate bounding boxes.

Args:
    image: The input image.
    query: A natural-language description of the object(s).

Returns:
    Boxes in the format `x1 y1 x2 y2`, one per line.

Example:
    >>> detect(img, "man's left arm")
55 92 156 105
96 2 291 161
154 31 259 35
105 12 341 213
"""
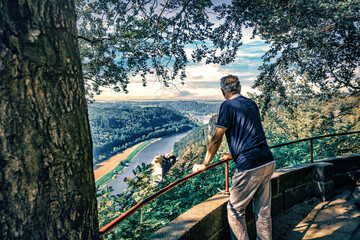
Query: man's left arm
193 127 227 172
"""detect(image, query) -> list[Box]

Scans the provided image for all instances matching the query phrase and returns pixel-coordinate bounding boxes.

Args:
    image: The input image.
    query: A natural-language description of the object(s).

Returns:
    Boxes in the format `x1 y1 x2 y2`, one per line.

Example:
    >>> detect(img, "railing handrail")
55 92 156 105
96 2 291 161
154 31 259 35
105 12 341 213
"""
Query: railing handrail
99 159 230 236
99 130 360 238
269 130 360 149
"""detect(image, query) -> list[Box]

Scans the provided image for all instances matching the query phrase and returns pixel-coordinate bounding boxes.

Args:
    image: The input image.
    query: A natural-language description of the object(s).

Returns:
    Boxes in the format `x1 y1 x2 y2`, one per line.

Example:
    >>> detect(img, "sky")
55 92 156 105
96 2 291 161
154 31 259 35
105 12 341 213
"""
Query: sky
94 24 269 102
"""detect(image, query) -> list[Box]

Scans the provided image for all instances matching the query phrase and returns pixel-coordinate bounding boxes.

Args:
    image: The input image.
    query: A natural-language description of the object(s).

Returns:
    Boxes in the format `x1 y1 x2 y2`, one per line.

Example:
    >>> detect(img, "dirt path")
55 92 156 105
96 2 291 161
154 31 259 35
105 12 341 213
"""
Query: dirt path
93 142 143 181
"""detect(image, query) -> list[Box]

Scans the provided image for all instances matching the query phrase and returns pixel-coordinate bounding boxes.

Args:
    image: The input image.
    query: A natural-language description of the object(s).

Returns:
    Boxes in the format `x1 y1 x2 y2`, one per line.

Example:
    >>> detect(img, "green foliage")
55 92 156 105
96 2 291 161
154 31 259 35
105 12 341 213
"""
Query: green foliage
98 139 233 240
97 113 231 240
77 0 359 108
97 163 158 239
76 0 238 99
88 103 194 164
261 94 360 167
173 125 209 157
215 0 360 110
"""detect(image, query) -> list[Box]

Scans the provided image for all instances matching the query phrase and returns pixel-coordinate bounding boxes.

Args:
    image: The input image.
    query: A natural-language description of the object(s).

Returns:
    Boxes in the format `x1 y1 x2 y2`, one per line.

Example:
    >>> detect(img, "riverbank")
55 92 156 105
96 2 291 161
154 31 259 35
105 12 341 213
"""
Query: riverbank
107 130 192 195
95 138 160 188
94 143 141 181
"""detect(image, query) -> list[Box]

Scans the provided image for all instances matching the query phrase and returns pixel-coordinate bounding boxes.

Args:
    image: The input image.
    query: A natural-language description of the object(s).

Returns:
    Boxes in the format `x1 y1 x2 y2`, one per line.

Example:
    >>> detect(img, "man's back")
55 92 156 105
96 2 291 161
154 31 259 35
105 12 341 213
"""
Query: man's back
194 75 276 240
216 95 274 171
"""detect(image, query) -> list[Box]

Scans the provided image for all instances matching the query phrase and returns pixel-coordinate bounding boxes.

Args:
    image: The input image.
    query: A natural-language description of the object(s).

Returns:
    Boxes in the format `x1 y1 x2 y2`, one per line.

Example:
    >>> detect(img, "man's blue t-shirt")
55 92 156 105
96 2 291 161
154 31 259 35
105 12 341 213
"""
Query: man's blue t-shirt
216 95 274 171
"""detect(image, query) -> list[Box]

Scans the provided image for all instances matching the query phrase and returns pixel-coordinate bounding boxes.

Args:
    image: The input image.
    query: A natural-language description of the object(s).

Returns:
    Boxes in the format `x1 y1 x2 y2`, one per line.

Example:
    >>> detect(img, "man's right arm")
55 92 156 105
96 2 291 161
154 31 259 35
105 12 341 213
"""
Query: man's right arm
193 127 226 172
203 126 226 166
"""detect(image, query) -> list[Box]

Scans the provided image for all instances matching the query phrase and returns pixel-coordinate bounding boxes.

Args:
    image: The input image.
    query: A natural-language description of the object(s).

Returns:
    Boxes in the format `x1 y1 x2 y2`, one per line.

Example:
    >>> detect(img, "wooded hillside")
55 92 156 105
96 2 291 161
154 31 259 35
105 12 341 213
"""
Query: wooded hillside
89 103 194 164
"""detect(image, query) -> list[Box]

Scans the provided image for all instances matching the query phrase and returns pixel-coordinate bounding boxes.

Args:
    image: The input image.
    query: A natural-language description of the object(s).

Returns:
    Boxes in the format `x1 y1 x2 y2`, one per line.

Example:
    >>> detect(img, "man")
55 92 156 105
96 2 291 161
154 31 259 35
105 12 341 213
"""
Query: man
193 75 275 240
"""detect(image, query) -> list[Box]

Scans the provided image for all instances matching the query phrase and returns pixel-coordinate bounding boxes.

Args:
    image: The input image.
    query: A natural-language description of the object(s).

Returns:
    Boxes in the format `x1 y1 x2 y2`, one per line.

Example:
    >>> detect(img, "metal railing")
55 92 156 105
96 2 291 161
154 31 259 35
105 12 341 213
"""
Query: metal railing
98 130 360 238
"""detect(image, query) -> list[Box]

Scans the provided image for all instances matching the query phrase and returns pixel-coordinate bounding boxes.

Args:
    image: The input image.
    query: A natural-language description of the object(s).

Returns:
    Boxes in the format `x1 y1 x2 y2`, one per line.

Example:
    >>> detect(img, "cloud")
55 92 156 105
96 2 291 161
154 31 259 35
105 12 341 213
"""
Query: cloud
237 51 264 58
189 81 220 88
95 35 268 101
174 90 193 97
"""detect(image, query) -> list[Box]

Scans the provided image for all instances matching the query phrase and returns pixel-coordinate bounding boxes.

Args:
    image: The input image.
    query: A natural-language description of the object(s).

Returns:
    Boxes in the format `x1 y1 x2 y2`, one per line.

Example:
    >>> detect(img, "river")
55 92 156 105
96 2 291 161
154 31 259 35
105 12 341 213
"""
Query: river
106 130 191 195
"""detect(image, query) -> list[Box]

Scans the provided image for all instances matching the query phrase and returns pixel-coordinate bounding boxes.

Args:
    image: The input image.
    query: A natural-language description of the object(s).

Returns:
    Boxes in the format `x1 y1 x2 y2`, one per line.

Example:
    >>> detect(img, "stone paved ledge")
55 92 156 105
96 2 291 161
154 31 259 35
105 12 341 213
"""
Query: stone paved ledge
273 185 360 240
148 193 230 240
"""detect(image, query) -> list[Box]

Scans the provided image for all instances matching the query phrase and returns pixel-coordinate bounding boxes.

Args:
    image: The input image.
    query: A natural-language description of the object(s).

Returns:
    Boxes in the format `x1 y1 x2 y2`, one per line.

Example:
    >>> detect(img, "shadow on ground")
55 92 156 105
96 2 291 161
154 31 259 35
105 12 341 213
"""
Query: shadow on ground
273 186 360 240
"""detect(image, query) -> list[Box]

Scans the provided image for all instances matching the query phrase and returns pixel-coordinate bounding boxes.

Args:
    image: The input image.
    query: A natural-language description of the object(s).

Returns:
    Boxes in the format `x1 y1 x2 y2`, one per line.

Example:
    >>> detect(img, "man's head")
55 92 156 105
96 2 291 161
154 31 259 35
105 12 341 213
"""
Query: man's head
220 75 241 99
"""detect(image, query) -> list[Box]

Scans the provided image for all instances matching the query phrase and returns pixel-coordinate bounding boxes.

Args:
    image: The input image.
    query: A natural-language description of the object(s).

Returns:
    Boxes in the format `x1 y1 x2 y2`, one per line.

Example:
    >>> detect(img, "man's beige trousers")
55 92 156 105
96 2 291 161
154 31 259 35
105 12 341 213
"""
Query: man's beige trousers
228 161 276 240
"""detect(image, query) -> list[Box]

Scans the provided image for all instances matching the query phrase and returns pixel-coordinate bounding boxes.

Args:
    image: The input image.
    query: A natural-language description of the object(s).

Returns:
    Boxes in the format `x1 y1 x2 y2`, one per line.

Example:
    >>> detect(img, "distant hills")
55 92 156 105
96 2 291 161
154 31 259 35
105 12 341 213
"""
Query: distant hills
91 100 222 116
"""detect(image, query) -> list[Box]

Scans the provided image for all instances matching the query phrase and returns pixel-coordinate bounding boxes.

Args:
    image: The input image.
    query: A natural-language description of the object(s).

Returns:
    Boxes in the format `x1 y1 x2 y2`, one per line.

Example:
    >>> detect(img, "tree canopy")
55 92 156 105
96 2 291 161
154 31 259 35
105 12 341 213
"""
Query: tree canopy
76 0 236 99
77 0 359 104
220 0 360 109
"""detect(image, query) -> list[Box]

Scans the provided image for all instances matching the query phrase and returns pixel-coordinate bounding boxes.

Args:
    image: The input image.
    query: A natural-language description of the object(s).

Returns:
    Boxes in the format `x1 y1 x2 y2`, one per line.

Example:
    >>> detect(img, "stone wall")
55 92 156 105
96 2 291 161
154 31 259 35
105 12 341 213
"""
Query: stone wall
149 153 360 240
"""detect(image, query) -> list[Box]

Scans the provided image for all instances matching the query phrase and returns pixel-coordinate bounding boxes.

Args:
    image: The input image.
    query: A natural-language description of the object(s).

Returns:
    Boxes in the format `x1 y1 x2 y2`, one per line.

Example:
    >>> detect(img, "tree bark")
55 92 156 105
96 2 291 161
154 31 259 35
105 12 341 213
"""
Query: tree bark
0 0 99 239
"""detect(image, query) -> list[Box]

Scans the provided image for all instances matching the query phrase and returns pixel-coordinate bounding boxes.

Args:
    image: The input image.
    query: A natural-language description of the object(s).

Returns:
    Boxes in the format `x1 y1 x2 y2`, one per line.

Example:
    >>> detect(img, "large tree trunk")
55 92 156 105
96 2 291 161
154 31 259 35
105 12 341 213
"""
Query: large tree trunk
0 0 99 239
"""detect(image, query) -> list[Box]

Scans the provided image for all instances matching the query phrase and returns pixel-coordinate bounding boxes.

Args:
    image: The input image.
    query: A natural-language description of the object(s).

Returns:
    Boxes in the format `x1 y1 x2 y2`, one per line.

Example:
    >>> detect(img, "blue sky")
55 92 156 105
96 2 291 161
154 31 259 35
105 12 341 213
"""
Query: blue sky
95 29 269 101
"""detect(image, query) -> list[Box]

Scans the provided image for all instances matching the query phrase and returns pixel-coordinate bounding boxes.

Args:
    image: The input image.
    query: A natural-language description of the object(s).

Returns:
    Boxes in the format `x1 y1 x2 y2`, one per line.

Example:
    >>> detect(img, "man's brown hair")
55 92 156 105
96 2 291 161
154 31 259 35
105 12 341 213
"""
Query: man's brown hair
220 75 241 94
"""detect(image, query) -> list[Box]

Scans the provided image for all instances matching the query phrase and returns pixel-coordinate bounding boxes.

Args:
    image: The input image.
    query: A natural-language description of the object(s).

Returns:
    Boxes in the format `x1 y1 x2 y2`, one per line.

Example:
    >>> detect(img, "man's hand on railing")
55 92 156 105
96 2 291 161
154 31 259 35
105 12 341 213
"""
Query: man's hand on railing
220 153 232 161
192 163 206 172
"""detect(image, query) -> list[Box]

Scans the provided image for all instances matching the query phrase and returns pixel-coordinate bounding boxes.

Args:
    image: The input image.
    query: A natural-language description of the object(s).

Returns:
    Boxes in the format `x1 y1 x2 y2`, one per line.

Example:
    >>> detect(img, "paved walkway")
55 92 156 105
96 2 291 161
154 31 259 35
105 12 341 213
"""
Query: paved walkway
273 186 360 240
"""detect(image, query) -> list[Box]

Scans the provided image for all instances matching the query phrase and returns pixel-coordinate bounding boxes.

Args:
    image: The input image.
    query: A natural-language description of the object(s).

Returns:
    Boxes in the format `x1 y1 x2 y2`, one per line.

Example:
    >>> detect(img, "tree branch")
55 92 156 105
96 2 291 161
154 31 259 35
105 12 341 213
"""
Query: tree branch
78 35 108 44
327 64 360 90
155 0 170 30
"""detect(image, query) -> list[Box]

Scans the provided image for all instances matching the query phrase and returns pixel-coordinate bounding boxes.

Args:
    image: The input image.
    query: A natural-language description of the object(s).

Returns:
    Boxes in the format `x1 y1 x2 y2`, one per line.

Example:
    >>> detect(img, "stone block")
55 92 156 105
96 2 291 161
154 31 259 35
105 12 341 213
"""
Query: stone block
149 194 229 240
314 180 335 201
271 193 284 216
270 176 279 196
334 170 360 189
317 154 360 174
276 164 314 192
313 162 334 182
179 202 228 240
284 182 314 209
208 226 231 240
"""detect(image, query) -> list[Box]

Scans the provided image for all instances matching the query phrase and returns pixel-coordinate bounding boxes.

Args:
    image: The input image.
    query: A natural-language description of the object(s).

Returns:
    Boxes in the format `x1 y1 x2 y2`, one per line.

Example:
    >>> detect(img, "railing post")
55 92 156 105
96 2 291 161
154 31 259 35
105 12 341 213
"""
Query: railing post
225 162 230 195
310 139 314 163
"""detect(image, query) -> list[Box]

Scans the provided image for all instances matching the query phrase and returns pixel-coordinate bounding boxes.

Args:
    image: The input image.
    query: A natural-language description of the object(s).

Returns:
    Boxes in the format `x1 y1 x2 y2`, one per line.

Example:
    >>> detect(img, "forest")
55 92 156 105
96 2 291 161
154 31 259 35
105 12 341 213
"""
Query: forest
135 101 222 116
88 103 195 164
91 100 221 114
